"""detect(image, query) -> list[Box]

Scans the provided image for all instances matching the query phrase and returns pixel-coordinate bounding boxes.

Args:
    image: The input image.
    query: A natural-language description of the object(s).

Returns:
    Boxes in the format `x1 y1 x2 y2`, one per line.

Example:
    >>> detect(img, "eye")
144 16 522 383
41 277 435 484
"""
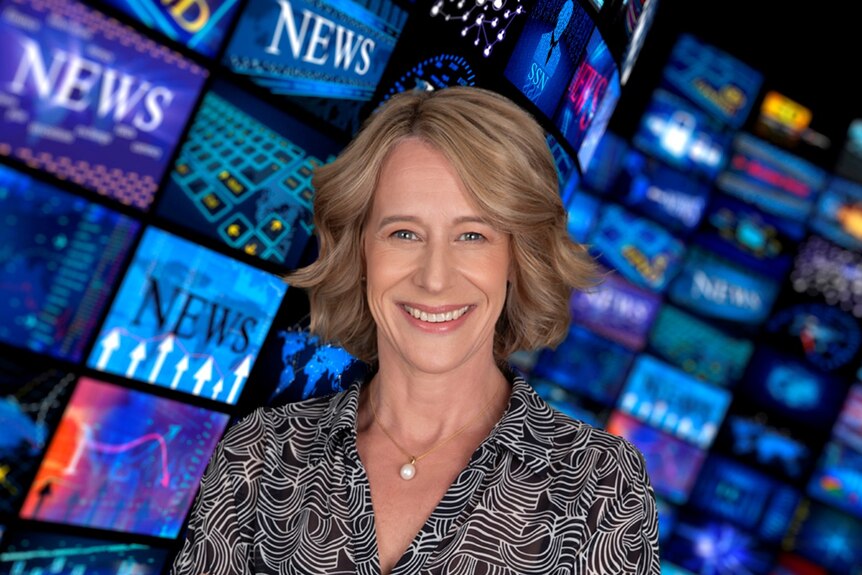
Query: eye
391 229 418 240
459 232 485 241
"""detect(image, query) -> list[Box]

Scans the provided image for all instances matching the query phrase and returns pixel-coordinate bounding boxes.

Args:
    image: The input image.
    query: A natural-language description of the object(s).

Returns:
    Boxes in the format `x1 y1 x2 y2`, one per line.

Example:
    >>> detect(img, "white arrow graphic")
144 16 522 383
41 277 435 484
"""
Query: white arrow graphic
192 357 214 396
171 355 189 390
126 342 147 378
148 335 175 383
95 329 121 370
226 355 252 404
211 377 224 401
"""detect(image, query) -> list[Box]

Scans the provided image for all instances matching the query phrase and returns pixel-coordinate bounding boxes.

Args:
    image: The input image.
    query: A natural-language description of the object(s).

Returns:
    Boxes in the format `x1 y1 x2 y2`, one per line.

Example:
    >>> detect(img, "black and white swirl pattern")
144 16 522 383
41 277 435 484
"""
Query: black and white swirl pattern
171 377 660 574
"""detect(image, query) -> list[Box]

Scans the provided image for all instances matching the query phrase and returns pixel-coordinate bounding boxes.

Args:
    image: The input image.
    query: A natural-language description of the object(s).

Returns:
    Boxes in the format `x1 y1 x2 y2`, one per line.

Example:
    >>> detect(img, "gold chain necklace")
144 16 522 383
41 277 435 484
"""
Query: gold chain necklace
368 382 501 481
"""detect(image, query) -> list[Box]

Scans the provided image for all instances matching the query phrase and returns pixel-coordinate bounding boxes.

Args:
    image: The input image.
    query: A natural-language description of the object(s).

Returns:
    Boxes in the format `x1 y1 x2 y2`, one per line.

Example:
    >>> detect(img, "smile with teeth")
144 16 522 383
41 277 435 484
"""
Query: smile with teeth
402 305 471 323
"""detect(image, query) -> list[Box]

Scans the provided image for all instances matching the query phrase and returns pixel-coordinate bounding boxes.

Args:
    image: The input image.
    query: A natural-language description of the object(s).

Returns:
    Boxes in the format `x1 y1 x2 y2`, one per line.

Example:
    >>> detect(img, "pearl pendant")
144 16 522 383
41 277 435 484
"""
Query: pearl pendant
399 461 416 481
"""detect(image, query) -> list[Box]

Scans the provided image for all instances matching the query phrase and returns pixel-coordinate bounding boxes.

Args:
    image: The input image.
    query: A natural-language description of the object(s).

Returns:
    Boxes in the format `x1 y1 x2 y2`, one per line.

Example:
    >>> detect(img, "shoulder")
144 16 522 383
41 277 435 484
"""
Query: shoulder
537 393 649 490
216 390 351 463
507 376 649 489
556 410 646 473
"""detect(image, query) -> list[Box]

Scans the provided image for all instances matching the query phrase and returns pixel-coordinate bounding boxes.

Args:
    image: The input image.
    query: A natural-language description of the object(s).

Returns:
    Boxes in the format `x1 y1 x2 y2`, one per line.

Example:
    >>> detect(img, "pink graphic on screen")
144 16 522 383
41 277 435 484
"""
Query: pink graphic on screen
19 377 229 538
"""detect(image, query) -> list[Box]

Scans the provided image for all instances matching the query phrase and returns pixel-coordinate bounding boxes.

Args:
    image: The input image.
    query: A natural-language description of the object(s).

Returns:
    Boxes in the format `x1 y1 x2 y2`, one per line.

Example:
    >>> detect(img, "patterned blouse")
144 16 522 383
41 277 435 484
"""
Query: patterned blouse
171 376 661 574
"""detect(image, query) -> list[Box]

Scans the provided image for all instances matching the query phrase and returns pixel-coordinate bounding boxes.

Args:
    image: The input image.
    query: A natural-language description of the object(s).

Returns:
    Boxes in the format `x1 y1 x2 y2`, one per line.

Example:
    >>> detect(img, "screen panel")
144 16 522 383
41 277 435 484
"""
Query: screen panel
19 377 229 538
0 529 169 574
588 203 686 292
554 27 617 154
222 0 408 134
532 324 634 406
580 130 628 194
647 304 753 387
576 68 620 173
157 80 339 269
664 514 774 575
834 383 862 453
836 118 862 184
688 454 798 534
667 246 780 327
784 500 862 575
765 302 862 375
810 177 862 251
789 234 862 319
503 0 594 118
606 411 706 505
0 0 208 210
85 227 287 404
716 412 815 482
616 149 710 232
0 353 76 516
428 0 526 61
569 270 661 351
807 440 862 520
740 348 847 434
0 164 140 362
696 193 804 280
661 33 763 128
254 327 365 406
98 0 242 57
632 88 730 181
617 355 731 448
716 133 826 222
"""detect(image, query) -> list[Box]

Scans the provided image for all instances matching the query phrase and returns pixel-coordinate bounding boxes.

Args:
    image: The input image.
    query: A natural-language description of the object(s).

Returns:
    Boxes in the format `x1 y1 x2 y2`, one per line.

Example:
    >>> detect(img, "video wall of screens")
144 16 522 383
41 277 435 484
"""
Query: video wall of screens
0 0 660 568
525 29 862 575
0 0 860 571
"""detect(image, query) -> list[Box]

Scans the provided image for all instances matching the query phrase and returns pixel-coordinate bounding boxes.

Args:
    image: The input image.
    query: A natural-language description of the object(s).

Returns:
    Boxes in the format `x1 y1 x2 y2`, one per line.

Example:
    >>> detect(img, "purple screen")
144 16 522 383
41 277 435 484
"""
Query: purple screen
0 0 207 210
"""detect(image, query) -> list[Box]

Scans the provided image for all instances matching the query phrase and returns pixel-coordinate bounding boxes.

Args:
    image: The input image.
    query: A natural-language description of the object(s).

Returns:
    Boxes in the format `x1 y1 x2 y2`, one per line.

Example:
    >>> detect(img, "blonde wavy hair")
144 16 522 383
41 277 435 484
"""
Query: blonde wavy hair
286 86 598 363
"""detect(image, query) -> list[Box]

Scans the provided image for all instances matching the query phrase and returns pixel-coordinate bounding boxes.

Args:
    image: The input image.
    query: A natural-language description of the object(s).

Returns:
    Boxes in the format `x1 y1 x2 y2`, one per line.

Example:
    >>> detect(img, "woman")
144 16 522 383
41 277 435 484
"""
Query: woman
171 87 660 575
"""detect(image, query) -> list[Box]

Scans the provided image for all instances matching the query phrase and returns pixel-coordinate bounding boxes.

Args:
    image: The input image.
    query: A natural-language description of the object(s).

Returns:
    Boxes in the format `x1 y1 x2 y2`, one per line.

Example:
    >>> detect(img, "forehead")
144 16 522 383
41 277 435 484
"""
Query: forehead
370 138 481 216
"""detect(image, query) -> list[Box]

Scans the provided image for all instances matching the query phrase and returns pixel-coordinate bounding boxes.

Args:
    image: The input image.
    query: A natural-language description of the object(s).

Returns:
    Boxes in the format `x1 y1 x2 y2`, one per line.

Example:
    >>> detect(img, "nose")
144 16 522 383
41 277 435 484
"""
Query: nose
415 239 454 292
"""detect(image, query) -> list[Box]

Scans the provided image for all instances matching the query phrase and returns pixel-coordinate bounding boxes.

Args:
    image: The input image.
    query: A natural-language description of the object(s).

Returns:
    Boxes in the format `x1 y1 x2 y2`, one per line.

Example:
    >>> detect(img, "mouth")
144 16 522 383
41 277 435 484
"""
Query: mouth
401 304 471 324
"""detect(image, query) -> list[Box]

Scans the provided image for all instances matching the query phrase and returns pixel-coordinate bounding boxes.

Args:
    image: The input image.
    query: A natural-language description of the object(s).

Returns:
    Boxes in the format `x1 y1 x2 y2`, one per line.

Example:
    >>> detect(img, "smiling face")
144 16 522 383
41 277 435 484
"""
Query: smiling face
363 138 512 377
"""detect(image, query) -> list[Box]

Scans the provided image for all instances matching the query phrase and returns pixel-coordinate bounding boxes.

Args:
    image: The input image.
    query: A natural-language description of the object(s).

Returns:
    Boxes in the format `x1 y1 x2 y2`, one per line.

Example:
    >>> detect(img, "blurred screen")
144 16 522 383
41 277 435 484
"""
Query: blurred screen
648 304 753 387
98 0 242 57
633 88 730 181
569 270 661 350
810 177 862 251
617 355 731 448
0 529 169 574
19 378 229 537
588 203 686 292
607 411 707 505
532 324 634 406
0 165 140 361
617 149 710 231
667 246 780 326
662 33 763 128
716 133 826 222
0 353 76 515
0 0 207 210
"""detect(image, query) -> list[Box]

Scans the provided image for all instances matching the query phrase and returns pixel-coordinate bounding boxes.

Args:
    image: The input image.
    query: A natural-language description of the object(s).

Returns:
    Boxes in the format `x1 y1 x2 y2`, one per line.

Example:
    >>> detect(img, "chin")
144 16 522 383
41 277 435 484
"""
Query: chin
406 357 469 376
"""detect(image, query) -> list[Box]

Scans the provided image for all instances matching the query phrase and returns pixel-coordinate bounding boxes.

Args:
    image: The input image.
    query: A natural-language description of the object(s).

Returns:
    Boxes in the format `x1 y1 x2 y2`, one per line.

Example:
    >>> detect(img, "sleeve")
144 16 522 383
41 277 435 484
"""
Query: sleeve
170 424 256 575
573 441 661 575
626 447 661 575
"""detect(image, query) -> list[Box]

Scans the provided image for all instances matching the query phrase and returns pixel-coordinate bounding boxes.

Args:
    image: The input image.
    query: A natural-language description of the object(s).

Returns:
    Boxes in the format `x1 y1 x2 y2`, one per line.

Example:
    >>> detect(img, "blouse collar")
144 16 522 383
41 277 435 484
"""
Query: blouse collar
322 373 558 474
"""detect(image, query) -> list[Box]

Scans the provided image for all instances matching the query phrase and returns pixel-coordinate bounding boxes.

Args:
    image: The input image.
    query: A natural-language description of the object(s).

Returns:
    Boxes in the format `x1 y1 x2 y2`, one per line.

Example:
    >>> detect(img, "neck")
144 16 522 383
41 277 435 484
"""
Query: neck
363 357 510 448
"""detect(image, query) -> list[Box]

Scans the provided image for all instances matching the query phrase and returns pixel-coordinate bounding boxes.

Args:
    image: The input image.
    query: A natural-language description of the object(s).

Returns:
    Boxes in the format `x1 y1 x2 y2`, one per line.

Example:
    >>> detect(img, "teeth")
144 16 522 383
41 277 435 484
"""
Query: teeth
403 305 470 323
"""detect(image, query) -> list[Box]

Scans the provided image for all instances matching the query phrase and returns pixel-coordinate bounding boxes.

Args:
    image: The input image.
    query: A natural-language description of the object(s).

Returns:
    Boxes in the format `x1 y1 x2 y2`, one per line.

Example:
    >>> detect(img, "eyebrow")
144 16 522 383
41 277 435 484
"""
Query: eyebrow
377 215 489 229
